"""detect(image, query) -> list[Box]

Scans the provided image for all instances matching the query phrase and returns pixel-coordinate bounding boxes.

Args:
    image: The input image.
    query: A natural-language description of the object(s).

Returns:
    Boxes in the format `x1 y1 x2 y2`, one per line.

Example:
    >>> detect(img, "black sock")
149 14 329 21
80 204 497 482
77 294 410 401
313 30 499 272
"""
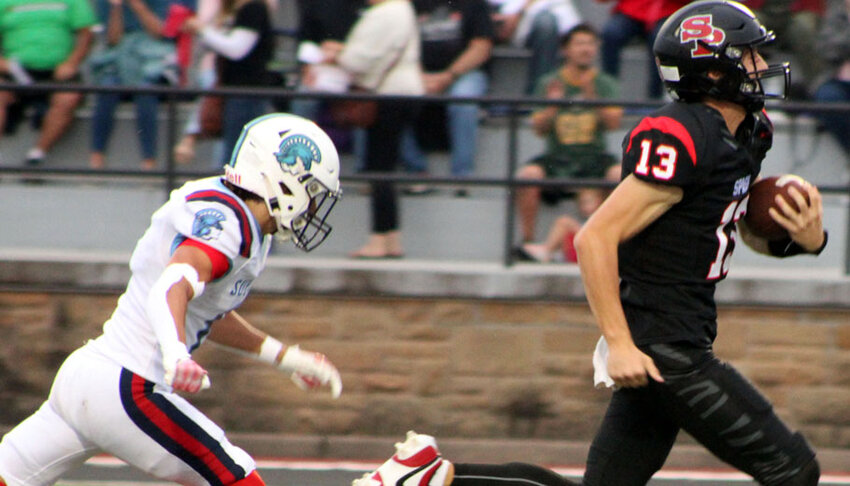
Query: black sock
451 462 578 486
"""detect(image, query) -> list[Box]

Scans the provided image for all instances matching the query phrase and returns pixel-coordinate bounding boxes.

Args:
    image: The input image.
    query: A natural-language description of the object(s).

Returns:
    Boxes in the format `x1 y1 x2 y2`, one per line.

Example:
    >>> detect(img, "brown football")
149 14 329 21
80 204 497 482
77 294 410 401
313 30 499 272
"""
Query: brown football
744 174 811 240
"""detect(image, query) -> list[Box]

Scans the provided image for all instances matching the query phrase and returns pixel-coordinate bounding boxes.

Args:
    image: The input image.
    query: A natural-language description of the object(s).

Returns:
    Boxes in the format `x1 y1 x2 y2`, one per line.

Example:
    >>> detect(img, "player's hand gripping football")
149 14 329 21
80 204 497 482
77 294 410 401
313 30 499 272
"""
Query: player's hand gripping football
607 340 664 388
164 356 211 393
769 183 825 252
278 345 343 398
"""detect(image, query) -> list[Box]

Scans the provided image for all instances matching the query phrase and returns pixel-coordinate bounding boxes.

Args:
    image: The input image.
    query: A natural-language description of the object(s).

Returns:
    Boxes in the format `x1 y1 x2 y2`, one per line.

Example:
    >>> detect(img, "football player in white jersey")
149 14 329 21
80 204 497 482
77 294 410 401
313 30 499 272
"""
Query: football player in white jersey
0 113 344 486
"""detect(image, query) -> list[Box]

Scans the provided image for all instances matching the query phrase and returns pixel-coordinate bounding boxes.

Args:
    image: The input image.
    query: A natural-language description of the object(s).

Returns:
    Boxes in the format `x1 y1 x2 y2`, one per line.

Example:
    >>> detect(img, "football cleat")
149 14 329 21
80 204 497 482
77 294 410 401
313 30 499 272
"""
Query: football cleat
353 431 452 486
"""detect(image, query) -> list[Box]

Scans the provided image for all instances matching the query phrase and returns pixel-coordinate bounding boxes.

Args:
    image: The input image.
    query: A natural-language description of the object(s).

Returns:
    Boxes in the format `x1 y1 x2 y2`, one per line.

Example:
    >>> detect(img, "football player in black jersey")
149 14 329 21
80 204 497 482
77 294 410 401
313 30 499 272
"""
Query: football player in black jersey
574 1 826 485
353 1 826 485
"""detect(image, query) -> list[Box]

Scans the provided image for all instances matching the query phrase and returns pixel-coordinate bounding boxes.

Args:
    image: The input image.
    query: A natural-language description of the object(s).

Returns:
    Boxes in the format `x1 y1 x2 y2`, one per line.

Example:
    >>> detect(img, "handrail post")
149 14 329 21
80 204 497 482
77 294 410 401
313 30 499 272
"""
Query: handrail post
846 184 850 275
502 100 520 267
164 92 179 198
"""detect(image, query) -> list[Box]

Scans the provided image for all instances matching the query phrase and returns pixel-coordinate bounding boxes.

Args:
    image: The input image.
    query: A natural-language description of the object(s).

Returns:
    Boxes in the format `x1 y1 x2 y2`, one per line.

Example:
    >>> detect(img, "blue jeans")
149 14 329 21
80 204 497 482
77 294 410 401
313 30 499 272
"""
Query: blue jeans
401 69 488 177
91 74 159 160
220 95 269 167
601 13 664 99
524 11 560 95
814 79 850 155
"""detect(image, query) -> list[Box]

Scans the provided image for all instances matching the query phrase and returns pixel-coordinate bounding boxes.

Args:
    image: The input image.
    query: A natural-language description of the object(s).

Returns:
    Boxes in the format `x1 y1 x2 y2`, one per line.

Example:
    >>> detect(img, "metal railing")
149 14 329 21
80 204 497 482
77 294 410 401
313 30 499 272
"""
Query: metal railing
1 81 849 271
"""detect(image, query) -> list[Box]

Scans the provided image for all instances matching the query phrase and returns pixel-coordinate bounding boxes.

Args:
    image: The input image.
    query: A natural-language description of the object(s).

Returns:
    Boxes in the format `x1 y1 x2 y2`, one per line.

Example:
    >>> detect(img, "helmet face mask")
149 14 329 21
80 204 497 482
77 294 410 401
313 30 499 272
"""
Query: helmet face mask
224 113 342 252
653 0 791 111
286 176 339 251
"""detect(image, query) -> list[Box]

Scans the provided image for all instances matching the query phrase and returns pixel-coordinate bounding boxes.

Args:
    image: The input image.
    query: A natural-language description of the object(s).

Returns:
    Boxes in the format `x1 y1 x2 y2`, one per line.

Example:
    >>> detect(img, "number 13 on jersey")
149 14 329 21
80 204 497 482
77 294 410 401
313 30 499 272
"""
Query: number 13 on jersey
635 139 678 180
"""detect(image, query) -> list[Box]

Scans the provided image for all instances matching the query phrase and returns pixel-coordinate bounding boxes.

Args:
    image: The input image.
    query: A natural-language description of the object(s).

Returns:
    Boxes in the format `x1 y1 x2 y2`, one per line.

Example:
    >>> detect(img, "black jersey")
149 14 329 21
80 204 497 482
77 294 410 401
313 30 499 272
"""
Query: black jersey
618 102 770 346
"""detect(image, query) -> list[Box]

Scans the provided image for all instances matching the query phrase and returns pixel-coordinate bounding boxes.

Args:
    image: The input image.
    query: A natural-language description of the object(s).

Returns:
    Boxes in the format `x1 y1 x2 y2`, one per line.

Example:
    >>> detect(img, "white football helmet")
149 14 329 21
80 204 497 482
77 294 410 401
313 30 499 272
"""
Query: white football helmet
224 113 341 251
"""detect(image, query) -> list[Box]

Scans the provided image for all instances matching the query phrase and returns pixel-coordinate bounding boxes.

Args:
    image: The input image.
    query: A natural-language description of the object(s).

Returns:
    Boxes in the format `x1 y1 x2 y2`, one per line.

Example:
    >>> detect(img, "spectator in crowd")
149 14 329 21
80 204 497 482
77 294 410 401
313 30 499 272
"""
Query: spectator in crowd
0 0 97 166
173 0 277 165
172 0 231 165
290 0 365 122
745 0 825 97
89 0 187 170
401 0 494 196
321 0 424 258
813 0 850 155
516 163 619 263
596 0 689 100
183 0 277 166
515 23 622 244
489 0 581 94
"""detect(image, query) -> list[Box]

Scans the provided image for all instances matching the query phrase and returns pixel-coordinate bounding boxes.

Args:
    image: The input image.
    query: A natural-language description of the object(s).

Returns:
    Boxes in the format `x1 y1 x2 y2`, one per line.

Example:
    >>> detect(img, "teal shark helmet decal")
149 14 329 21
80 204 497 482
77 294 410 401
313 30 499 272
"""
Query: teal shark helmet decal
276 134 322 173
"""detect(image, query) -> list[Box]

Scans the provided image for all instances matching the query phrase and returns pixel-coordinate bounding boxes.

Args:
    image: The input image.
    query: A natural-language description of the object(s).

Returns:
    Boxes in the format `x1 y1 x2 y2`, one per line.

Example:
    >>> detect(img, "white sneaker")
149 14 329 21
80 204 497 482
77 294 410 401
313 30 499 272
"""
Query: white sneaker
353 431 451 486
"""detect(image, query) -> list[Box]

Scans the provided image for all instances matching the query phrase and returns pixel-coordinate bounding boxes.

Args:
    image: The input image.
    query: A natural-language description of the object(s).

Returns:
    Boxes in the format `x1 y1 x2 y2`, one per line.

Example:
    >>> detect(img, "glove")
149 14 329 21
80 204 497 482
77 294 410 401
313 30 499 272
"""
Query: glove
279 345 342 398
163 344 210 393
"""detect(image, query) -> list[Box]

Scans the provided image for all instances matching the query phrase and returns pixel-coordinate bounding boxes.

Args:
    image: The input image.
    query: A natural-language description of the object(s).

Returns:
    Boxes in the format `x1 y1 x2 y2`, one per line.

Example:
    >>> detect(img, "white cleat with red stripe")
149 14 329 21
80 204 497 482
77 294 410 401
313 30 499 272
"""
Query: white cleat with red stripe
353 431 452 486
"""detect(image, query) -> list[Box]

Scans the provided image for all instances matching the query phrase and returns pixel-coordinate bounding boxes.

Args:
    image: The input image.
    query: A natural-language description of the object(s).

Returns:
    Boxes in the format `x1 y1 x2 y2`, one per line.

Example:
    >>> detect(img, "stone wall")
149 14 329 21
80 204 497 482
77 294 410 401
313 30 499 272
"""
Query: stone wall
2 291 849 448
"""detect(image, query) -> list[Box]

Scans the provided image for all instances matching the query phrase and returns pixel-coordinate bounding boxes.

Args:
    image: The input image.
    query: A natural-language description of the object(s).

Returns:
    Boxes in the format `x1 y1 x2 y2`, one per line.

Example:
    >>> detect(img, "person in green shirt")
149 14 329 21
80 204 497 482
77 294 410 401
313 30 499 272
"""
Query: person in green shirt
515 23 623 245
0 0 97 166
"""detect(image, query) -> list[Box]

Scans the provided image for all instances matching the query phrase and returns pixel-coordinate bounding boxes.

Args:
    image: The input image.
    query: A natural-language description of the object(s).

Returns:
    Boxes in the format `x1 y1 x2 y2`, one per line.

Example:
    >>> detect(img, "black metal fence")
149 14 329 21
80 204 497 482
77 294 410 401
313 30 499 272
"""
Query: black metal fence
1 82 849 271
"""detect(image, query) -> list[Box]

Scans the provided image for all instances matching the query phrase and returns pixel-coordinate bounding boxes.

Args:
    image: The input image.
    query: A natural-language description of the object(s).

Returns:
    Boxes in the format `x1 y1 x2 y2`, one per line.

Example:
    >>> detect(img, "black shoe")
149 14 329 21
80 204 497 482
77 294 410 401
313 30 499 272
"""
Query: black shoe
453 189 469 198
512 246 536 262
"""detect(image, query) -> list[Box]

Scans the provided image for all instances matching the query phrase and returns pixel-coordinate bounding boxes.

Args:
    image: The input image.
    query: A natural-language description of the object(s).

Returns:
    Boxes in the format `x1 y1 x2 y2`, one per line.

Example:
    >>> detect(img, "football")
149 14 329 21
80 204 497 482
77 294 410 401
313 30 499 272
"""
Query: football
744 174 811 240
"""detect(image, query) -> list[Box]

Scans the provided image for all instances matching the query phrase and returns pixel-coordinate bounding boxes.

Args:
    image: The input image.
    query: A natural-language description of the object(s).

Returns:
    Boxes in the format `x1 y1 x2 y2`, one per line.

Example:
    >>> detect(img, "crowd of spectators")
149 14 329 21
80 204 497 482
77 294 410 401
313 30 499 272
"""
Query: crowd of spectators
1 0 848 260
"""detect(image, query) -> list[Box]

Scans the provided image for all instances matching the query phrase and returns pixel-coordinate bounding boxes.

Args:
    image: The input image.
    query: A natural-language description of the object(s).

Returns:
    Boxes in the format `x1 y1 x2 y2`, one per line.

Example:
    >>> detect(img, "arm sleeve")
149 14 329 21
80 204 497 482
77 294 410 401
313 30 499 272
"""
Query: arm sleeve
200 27 259 60
200 1 265 60
70 0 98 29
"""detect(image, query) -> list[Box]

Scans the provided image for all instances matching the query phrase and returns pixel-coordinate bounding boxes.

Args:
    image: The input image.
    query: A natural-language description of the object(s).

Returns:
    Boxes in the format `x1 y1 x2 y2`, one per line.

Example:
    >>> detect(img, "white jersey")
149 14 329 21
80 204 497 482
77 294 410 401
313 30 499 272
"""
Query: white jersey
90 177 272 385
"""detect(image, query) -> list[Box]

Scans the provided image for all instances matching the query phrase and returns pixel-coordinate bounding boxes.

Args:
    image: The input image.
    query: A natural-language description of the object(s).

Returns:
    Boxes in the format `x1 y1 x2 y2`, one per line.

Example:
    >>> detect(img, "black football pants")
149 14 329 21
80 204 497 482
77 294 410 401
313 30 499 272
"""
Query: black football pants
583 342 818 486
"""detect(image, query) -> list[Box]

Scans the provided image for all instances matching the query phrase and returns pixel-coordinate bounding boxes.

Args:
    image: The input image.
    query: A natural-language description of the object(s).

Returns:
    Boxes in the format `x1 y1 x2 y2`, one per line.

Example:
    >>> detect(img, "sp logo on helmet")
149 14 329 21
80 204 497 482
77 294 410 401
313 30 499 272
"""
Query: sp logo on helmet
276 134 322 175
679 15 726 58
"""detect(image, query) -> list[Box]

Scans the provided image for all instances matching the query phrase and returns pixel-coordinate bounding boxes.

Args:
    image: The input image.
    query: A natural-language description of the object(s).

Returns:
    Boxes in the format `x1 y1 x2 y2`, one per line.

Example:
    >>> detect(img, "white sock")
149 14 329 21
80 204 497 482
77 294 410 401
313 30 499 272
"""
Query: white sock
27 147 45 160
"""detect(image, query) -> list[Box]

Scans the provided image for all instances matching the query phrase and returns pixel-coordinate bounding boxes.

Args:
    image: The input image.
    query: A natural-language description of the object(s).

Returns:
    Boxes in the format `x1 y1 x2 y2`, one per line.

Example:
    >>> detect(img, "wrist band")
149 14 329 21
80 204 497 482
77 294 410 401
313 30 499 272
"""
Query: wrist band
258 336 283 365
767 230 828 257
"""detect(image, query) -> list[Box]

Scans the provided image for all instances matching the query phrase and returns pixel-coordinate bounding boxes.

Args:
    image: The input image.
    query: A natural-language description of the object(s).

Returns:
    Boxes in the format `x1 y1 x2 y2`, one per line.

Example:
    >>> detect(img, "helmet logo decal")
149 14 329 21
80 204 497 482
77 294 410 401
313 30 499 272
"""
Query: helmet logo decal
192 208 226 241
276 134 322 174
680 15 726 58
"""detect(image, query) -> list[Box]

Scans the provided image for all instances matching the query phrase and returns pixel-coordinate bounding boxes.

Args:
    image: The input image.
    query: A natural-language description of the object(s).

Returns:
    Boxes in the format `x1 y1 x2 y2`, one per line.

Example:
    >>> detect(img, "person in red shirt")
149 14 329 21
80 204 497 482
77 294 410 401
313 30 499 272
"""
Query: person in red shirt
596 0 690 99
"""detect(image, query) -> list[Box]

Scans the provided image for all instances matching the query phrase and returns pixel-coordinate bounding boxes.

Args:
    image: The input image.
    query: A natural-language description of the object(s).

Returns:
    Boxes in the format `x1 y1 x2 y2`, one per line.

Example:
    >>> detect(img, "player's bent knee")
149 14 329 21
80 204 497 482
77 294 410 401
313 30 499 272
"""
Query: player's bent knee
228 470 264 486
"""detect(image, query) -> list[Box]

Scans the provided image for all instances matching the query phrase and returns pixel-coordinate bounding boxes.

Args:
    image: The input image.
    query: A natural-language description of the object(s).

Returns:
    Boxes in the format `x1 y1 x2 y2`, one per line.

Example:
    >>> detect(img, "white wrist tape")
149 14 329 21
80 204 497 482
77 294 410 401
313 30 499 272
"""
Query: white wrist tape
278 344 312 374
148 264 206 383
258 336 284 365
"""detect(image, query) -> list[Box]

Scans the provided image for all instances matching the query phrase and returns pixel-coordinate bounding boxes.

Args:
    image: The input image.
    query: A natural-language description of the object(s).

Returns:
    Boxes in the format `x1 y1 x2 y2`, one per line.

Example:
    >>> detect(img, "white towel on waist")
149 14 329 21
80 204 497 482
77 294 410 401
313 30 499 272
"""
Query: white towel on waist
592 335 615 389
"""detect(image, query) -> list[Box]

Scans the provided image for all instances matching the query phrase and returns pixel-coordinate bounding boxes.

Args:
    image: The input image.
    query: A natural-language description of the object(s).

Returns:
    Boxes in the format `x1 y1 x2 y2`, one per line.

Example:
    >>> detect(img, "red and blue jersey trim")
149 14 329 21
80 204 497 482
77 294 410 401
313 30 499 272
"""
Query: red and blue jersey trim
119 369 247 485
186 190 253 258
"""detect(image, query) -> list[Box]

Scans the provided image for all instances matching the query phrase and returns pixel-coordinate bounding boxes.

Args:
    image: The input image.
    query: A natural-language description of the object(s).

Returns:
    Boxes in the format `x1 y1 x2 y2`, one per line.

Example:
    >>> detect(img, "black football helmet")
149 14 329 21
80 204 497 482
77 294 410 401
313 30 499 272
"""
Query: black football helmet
653 0 790 111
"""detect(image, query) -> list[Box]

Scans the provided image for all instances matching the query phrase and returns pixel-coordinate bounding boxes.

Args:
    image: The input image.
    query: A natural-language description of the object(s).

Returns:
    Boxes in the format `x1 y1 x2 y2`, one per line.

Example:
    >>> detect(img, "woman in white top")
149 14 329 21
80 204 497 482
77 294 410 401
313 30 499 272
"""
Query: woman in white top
322 0 424 258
